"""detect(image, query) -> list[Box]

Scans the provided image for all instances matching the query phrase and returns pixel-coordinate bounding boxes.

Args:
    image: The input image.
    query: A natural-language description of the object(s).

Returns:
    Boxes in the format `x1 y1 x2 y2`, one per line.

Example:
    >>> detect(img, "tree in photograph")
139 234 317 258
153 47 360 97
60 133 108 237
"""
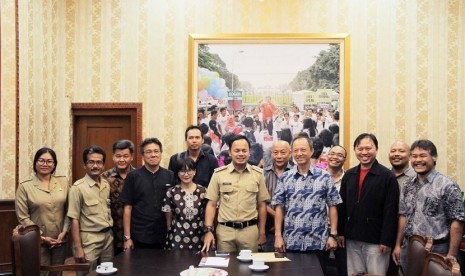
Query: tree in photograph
198 44 240 90
289 44 340 93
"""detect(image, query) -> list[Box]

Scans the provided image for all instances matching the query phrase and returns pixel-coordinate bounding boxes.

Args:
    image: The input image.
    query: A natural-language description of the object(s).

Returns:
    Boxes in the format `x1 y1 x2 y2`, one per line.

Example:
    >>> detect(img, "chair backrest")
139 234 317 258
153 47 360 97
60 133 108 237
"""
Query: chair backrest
422 252 461 276
406 235 433 276
11 225 41 276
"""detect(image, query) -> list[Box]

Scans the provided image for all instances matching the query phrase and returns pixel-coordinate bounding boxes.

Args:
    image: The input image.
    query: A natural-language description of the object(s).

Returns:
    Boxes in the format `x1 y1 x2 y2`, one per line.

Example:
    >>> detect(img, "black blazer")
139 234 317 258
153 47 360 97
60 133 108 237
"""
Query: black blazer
337 160 399 247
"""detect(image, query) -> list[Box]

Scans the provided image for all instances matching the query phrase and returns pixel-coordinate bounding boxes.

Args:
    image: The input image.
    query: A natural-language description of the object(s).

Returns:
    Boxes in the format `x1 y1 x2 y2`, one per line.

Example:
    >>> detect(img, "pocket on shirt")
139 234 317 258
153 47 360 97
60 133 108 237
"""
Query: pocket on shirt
83 198 100 215
219 185 234 193
246 184 259 193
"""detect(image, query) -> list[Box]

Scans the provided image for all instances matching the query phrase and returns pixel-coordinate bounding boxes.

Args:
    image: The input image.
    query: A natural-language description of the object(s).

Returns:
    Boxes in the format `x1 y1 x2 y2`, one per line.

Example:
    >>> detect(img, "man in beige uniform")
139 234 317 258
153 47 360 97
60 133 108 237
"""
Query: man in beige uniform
202 135 270 253
68 145 113 275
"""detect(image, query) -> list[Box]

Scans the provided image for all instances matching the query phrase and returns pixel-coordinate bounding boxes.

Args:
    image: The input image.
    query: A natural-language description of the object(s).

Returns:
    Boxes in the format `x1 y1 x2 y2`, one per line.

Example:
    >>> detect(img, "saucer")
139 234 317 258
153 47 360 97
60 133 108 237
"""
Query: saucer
96 267 118 275
248 264 269 272
237 255 253 262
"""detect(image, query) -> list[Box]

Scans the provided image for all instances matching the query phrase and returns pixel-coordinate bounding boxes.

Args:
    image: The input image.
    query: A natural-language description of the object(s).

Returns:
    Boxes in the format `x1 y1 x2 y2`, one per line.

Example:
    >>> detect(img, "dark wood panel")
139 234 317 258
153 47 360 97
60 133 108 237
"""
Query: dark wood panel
0 200 17 274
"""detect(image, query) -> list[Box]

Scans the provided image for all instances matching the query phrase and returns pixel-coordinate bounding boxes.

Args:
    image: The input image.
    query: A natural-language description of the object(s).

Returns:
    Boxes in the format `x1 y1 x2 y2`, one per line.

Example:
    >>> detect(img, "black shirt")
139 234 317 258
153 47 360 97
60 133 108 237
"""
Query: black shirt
120 166 174 244
168 150 218 187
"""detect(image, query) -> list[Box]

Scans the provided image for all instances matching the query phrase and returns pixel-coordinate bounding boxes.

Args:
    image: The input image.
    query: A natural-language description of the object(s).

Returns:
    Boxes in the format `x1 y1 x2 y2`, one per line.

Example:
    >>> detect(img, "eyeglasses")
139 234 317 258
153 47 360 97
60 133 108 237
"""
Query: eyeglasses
37 159 54 166
86 160 104 166
179 170 195 176
144 150 161 155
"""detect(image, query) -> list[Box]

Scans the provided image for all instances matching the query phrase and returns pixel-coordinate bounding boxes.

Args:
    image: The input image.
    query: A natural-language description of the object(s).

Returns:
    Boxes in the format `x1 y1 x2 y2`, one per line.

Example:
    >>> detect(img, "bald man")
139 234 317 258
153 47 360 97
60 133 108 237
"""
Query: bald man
387 141 415 275
262 140 292 252
388 141 415 189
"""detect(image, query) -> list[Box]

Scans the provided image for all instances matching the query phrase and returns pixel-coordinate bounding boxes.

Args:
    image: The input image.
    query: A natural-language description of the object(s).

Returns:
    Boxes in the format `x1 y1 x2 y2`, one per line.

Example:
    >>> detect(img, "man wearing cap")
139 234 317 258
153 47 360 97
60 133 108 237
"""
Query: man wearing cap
68 145 113 275
202 135 270 253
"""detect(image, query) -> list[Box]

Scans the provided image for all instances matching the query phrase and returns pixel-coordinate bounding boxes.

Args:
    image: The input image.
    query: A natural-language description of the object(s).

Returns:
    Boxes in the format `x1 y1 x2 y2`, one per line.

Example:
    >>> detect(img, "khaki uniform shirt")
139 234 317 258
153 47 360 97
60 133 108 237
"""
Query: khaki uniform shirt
15 175 70 238
67 174 113 232
206 163 270 222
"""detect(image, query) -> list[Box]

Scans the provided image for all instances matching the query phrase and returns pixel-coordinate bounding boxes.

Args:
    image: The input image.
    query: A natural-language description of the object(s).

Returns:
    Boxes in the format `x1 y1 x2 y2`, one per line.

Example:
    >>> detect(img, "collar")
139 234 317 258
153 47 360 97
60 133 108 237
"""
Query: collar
412 169 438 184
290 164 317 177
227 162 252 173
108 165 135 178
181 149 206 159
264 163 293 173
351 159 382 174
84 174 106 188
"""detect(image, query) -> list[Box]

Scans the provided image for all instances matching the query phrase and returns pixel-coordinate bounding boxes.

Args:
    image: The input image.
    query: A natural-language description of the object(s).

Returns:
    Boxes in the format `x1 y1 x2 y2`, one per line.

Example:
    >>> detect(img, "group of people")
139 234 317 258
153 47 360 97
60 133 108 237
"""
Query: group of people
198 100 340 175
15 123 465 275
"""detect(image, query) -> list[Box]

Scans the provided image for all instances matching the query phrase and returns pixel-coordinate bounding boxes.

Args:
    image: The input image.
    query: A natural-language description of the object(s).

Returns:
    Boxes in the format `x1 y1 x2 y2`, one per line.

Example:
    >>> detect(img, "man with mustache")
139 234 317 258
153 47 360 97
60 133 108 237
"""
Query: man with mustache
68 145 113 275
392 139 465 271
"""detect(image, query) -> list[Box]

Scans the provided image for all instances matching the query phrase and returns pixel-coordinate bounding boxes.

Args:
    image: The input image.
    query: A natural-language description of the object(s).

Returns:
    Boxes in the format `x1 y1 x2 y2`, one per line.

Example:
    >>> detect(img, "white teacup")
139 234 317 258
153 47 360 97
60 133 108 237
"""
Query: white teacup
253 258 265 267
97 262 113 271
239 249 252 258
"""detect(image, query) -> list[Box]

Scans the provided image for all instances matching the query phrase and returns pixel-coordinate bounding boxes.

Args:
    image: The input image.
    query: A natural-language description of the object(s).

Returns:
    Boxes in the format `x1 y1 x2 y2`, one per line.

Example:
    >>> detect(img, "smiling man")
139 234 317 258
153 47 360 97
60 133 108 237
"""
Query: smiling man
101 140 135 255
392 139 465 271
120 138 175 250
272 136 341 274
202 135 270 253
337 133 399 275
388 141 415 190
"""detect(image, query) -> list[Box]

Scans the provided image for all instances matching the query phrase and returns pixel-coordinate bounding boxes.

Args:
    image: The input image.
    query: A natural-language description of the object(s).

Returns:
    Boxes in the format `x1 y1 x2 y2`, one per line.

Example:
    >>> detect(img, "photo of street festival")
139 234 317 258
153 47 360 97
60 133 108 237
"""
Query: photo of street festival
196 43 341 169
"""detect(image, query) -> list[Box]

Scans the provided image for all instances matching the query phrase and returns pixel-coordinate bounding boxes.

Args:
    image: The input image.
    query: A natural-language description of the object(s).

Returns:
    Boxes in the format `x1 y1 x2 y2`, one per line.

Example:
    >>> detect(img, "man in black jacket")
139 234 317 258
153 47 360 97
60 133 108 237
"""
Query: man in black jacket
337 133 399 275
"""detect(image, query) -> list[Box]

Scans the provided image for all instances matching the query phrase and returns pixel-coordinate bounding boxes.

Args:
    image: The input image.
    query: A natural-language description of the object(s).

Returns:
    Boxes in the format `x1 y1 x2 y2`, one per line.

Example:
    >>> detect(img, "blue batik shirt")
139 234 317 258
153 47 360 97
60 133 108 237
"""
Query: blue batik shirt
271 165 342 251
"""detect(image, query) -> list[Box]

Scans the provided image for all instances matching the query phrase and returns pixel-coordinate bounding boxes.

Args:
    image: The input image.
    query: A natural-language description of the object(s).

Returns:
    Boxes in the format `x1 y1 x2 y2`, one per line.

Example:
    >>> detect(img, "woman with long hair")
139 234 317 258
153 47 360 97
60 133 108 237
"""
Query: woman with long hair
15 147 70 276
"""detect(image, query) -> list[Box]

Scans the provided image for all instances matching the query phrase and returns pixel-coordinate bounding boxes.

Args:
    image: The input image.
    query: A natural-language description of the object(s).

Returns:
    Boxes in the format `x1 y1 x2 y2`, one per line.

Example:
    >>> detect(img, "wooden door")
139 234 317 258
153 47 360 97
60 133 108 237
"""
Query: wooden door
72 103 142 183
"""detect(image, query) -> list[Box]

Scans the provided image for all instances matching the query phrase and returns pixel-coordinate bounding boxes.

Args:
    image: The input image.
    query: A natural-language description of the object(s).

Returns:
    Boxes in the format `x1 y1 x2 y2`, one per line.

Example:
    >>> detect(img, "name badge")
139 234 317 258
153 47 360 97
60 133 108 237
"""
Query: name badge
222 182 232 186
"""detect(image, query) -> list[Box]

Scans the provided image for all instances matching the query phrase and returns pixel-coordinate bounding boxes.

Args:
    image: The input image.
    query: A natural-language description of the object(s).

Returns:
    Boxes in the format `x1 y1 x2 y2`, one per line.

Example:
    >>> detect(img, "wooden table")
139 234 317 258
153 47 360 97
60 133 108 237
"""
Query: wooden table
88 249 323 275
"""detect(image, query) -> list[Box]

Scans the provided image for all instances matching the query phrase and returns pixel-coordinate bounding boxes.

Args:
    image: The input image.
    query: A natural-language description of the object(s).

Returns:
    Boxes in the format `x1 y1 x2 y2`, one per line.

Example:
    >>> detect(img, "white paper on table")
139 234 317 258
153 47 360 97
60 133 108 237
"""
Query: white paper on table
199 257 230 267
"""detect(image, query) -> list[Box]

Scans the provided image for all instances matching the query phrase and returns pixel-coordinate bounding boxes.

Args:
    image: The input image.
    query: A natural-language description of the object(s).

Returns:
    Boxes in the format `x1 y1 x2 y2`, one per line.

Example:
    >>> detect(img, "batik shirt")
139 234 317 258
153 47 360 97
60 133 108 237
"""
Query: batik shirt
399 170 465 239
271 165 342 251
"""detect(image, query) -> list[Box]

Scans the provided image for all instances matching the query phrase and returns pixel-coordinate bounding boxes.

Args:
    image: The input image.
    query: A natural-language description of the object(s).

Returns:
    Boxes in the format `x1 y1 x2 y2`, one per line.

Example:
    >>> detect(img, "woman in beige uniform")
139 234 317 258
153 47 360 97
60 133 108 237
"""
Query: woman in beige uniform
15 147 70 276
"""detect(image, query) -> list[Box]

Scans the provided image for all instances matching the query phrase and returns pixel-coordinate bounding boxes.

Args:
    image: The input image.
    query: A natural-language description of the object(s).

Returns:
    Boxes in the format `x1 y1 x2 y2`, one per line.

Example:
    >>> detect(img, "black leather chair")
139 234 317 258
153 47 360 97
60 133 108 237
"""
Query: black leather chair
11 225 89 276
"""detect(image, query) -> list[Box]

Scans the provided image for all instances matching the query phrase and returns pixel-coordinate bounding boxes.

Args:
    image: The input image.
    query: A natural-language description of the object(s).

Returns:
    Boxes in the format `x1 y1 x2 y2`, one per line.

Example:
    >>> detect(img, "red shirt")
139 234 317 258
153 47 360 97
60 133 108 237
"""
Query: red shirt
358 168 370 200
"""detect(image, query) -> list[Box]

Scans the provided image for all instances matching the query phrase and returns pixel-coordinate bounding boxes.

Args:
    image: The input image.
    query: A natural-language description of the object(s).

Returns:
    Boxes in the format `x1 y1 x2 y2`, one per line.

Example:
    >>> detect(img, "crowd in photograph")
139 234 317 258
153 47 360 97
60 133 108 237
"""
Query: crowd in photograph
15 108 464 275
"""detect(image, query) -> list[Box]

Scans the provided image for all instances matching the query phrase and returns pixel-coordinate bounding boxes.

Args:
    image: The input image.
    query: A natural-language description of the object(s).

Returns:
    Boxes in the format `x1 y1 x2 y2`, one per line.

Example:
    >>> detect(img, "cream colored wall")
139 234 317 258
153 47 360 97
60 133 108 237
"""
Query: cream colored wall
1 0 464 199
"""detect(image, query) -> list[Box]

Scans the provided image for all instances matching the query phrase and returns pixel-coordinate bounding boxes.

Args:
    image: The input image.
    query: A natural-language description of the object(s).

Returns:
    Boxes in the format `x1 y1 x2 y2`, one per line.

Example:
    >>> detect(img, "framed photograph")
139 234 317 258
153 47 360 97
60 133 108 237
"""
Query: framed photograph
188 33 350 168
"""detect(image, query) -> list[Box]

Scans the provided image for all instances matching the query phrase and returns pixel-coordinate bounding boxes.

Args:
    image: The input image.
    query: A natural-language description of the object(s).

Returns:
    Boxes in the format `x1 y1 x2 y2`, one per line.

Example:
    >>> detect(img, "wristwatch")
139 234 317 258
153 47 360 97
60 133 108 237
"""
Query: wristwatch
204 226 214 233
122 235 131 242
329 233 339 241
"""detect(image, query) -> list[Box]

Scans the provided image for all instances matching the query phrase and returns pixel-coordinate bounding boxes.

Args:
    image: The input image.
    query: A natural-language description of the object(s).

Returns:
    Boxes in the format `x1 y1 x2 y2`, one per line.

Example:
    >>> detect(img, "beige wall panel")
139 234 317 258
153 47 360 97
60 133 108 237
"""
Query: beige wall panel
0 0 17 198
1 0 465 198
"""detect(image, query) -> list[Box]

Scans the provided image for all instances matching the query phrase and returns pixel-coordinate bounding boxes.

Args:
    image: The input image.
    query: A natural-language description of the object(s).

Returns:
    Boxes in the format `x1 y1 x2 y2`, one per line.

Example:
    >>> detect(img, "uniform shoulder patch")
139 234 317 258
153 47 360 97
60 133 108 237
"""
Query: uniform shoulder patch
214 166 228 172
19 179 32 185
72 179 85 186
251 165 263 173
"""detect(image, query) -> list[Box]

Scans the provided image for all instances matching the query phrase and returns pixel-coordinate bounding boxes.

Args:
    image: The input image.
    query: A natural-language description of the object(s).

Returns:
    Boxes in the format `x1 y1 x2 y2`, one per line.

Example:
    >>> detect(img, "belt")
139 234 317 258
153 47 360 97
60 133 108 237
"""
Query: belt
219 219 257 229
99 227 111 233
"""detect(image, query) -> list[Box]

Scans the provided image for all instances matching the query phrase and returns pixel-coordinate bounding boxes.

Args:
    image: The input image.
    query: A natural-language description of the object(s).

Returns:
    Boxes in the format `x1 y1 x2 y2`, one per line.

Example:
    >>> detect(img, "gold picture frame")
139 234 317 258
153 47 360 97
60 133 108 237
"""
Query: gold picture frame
188 33 350 166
